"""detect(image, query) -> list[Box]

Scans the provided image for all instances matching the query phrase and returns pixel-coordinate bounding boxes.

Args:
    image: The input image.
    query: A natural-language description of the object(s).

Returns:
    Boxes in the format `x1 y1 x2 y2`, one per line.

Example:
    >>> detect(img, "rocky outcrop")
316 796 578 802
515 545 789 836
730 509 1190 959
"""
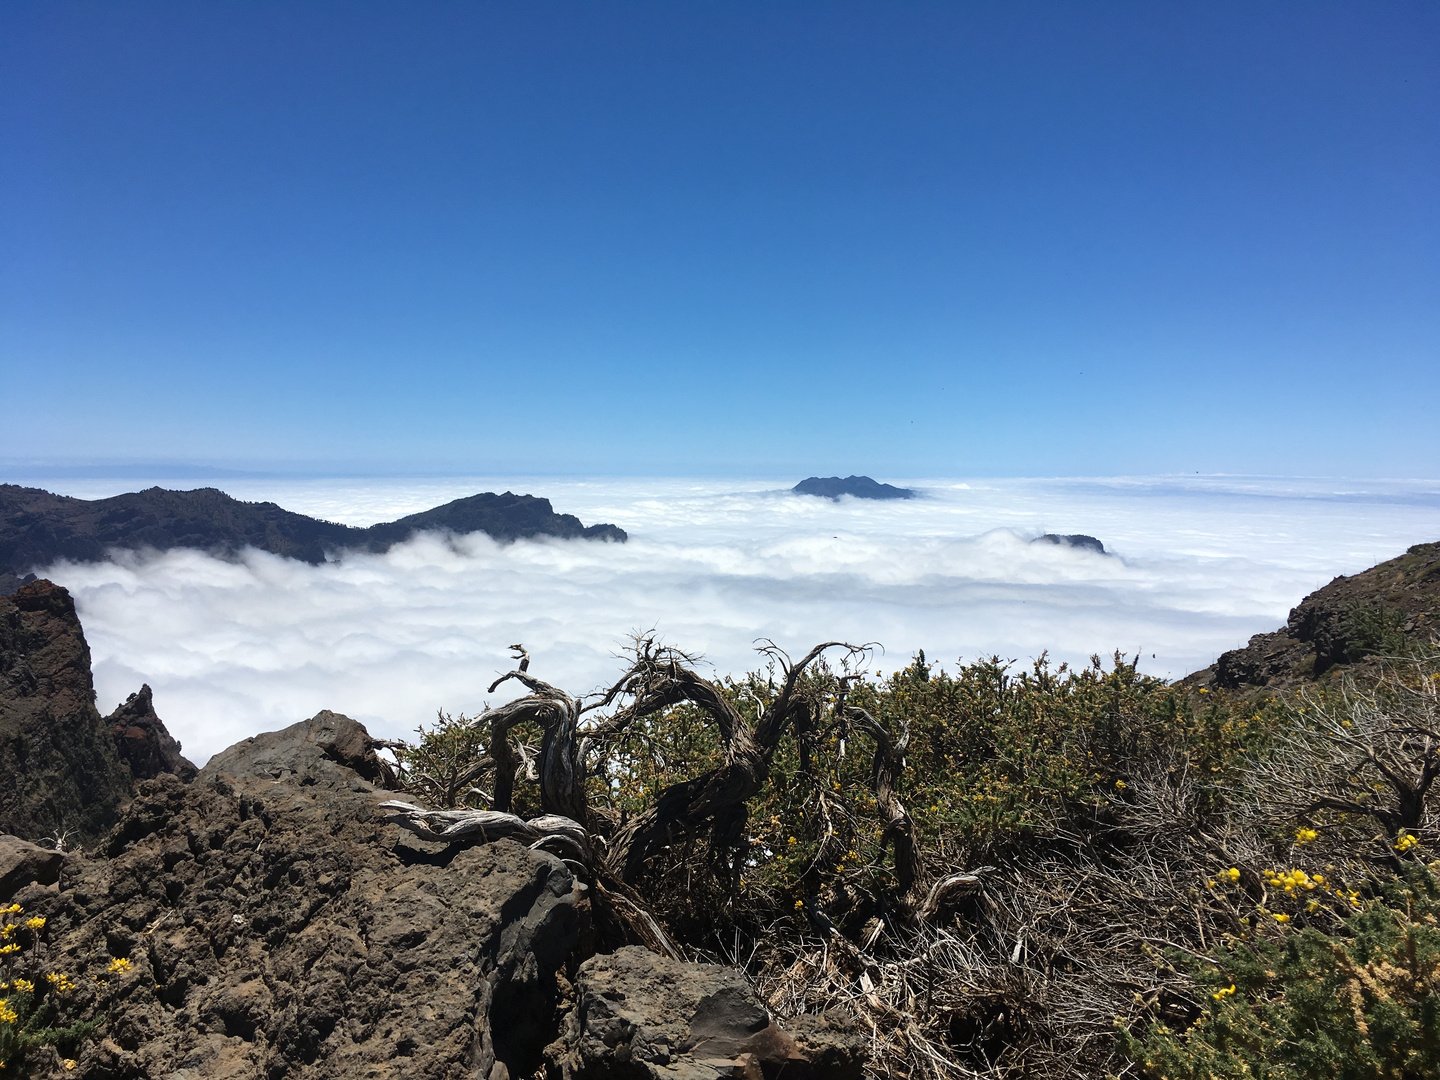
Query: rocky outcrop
0 579 136 843
15 711 583 1079
0 485 627 591
0 832 67 897
0 580 196 843
108 684 198 783
792 476 914 501
1189 540 1440 691
546 946 865 1079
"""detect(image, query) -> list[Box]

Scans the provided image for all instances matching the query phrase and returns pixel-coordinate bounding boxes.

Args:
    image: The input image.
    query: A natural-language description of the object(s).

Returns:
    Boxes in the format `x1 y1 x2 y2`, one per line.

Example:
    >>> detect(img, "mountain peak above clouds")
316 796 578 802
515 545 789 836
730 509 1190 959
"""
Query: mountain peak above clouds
792 475 915 501
0 484 627 592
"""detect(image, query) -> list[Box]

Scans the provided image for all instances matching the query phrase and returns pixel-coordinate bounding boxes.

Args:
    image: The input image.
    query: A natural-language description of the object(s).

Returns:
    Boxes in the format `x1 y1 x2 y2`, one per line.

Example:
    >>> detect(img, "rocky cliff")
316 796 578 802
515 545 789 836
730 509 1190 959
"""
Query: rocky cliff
0 580 195 844
0 486 627 595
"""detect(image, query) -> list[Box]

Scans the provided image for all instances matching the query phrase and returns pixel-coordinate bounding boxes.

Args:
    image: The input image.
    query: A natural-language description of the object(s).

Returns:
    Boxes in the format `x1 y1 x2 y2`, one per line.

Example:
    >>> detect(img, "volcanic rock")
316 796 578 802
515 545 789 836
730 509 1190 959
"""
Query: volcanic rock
21 711 582 1079
546 945 865 1079
0 579 136 843
0 833 67 900
1188 540 1440 691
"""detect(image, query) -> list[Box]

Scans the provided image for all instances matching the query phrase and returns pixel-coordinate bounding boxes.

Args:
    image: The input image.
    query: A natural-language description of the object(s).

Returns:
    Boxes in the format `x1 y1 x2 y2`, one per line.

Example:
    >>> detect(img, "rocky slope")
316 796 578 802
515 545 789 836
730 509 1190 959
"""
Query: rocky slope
1186 540 1440 691
0 486 627 595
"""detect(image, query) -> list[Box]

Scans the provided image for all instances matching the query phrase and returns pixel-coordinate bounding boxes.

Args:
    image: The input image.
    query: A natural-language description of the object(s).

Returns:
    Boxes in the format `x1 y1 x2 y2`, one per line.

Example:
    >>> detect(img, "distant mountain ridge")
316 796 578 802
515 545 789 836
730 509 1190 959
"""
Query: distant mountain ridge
793 475 915 500
0 484 626 594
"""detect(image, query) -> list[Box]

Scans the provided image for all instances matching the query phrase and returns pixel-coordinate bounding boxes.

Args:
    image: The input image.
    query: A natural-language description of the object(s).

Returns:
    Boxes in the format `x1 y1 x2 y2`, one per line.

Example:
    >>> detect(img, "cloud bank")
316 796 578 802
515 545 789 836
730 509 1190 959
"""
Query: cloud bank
31 475 1440 764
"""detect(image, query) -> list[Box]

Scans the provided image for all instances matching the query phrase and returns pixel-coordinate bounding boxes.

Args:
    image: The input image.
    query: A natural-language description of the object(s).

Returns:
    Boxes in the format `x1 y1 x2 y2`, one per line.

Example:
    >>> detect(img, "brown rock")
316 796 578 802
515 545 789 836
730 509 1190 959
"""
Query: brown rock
549 945 864 1079
0 579 133 842
107 683 198 782
0 832 66 900
24 713 582 1080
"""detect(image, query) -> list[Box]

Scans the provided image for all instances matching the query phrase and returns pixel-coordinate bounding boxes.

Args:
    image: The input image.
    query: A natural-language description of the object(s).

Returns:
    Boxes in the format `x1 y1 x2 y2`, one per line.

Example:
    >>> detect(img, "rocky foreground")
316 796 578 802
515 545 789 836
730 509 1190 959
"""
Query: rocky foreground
0 581 861 1079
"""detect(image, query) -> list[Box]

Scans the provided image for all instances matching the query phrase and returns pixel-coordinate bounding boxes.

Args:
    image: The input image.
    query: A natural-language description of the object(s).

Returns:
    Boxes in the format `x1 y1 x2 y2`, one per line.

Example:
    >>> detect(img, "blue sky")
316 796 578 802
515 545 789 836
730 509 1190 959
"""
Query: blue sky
3 2 1437 477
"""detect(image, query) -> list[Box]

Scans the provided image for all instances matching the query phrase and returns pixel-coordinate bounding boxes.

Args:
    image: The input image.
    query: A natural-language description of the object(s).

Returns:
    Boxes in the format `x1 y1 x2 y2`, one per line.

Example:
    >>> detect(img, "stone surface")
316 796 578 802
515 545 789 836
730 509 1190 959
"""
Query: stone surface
0 832 67 900
0 579 135 843
21 713 583 1079
108 684 199 783
548 946 864 1079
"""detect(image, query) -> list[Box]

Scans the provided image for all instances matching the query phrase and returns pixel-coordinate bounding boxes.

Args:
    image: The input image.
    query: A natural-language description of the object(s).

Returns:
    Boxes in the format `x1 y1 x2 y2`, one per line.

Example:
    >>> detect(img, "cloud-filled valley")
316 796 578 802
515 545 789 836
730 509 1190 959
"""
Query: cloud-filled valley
28 475 1440 764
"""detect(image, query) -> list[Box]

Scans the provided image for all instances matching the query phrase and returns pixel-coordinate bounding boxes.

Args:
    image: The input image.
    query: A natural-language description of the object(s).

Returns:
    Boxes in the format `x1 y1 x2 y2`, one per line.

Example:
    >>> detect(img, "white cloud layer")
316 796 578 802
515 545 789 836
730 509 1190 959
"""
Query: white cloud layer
28 475 1440 765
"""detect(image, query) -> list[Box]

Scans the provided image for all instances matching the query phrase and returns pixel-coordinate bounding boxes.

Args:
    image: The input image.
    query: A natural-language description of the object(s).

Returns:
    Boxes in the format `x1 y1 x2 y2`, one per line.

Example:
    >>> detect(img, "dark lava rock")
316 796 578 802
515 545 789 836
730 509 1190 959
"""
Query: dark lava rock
792 476 915 501
547 945 864 1079
21 712 582 1080
0 484 627 588
1187 540 1440 692
0 579 137 843
108 684 198 783
0 832 67 900
1032 533 1106 555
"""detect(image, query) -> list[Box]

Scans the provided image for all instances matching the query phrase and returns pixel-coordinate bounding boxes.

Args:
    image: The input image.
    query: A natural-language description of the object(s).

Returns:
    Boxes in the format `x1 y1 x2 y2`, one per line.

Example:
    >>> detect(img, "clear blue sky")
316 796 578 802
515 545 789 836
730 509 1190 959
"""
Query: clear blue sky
3 2 1437 477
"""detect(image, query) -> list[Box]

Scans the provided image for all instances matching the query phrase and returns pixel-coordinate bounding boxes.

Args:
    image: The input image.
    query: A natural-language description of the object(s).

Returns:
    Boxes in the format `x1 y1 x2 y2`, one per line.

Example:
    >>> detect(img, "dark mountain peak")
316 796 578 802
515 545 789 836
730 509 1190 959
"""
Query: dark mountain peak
793 475 915 501
1033 533 1107 554
0 483 627 590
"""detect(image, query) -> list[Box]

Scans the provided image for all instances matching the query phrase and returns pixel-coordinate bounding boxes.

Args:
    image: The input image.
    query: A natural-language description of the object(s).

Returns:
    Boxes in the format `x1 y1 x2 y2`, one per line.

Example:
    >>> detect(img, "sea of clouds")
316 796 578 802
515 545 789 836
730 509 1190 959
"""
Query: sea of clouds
23 474 1440 764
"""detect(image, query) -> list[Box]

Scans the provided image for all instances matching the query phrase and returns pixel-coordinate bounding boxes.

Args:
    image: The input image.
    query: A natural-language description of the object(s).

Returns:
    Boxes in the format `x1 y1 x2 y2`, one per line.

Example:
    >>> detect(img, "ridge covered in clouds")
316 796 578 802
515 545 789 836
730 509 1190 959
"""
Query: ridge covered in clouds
25 475 1440 764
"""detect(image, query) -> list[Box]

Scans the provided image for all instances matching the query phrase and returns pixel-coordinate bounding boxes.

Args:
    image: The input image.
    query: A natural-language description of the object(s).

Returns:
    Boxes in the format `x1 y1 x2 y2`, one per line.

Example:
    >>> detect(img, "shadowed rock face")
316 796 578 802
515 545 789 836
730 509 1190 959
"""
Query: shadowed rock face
1188 540 1440 692
0 580 135 842
0 580 196 843
109 684 198 783
0 484 627 592
792 475 915 501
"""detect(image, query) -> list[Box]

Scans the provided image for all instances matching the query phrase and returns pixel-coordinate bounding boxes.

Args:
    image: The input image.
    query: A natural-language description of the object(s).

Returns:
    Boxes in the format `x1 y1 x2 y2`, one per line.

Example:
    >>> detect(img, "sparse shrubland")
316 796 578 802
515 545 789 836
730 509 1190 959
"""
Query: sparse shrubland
385 638 1440 1079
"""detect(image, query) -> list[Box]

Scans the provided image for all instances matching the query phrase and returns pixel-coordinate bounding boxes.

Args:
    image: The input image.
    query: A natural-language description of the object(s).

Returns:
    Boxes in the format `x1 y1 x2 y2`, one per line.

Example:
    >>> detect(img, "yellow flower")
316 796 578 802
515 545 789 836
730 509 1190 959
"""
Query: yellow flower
63 1060 78 1071
1273 913 1290 923
1224 867 1240 882
45 972 76 992
0 944 19 955
24 917 44 931
1294 828 1318 844
794 899 804 909
1 905 21 915
11 980 32 994
0 1000 18 1024
107 957 132 975
787 836 797 845
1210 984 1236 1000
1114 780 1127 791
1396 833 1420 852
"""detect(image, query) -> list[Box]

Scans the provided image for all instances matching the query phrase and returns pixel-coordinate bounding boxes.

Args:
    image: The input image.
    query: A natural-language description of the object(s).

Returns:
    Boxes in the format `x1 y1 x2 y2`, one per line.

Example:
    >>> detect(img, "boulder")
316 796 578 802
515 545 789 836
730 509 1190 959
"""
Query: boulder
0 832 66 900
23 712 582 1079
548 945 864 1079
